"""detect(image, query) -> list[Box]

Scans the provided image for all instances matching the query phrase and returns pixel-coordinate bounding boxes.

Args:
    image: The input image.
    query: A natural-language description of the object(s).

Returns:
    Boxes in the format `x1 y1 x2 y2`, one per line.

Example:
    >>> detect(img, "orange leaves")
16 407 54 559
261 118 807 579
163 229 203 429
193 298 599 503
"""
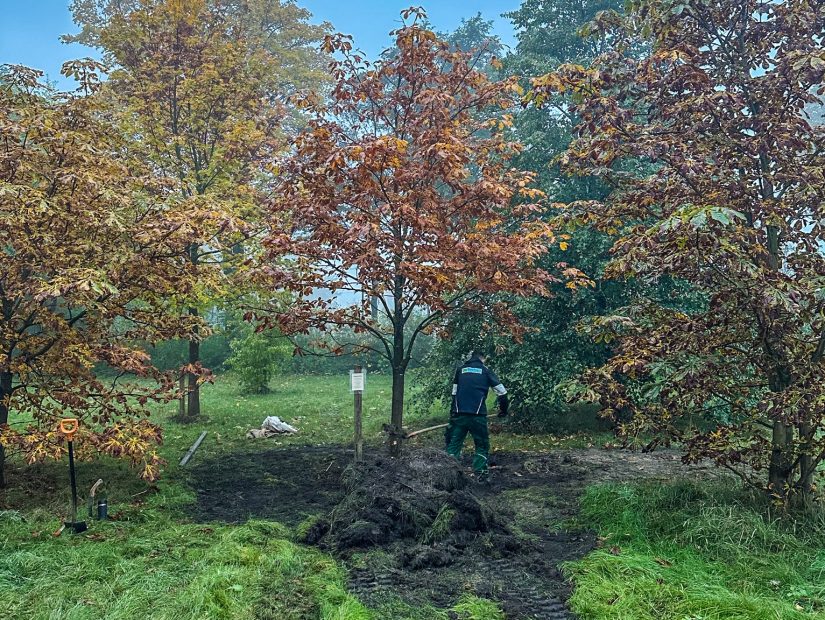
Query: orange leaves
258 8 561 381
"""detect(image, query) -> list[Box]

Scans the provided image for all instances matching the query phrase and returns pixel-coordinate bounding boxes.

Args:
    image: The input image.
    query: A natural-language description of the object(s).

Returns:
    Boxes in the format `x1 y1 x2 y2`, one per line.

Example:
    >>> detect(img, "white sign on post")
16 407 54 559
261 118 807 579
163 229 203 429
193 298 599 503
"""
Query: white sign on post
350 370 365 392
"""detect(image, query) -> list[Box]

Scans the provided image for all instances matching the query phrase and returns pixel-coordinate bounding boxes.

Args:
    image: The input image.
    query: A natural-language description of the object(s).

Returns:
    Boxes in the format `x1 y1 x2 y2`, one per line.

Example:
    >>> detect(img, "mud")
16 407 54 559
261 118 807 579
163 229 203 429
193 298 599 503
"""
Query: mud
188 445 350 526
187 445 719 619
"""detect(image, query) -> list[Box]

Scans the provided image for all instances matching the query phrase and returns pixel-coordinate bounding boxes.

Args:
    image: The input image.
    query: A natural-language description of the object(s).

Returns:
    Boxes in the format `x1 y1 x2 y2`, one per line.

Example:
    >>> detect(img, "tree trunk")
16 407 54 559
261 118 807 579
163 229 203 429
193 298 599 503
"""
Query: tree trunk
793 422 816 511
387 266 406 457
185 241 201 421
768 421 792 498
186 317 200 420
766 355 793 499
389 364 405 457
0 371 12 488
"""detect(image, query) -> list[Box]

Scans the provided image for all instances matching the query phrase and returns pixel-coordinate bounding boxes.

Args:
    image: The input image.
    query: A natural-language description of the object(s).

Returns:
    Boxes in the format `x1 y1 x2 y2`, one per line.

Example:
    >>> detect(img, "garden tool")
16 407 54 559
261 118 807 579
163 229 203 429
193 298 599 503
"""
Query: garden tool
59 418 87 534
87 479 103 520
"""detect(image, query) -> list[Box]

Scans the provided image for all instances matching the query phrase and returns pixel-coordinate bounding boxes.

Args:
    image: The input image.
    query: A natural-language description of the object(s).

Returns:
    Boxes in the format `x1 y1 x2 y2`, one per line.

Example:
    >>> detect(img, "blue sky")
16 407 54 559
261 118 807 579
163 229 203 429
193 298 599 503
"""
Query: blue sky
1 0 520 89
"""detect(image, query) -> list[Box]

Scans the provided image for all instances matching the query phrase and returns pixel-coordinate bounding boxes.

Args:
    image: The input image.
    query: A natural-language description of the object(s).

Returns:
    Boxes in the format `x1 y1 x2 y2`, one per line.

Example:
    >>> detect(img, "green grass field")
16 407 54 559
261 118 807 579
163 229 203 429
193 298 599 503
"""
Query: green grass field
1 373 824 619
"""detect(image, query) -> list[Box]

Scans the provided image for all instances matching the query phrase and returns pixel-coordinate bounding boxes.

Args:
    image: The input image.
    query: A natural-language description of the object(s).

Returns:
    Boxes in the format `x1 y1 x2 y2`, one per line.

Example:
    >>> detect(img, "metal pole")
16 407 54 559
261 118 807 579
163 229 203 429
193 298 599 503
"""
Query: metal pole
354 364 363 462
68 441 78 525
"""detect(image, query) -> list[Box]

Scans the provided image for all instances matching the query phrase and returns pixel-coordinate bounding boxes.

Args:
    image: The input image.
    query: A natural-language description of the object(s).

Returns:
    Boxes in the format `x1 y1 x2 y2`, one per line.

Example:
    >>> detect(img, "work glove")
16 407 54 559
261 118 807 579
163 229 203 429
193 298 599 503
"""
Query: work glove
497 394 509 418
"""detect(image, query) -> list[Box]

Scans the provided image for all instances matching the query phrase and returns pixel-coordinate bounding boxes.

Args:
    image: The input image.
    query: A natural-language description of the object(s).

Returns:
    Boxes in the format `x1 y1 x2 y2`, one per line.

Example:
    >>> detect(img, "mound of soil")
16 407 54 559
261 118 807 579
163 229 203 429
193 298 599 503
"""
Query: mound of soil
298 448 593 619
186 444 720 619
304 449 499 553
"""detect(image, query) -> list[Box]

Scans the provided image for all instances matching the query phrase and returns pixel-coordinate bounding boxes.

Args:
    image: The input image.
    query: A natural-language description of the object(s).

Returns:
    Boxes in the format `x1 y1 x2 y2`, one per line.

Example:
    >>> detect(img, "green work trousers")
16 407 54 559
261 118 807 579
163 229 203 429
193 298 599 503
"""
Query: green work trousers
446 414 489 473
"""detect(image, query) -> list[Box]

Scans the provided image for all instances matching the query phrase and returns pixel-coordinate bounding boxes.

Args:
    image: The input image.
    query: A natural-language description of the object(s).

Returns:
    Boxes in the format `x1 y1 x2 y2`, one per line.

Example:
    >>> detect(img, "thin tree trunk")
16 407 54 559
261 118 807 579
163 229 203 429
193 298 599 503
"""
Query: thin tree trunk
768 421 792 497
794 422 815 511
0 371 12 488
389 364 405 457
186 315 200 420
387 265 406 456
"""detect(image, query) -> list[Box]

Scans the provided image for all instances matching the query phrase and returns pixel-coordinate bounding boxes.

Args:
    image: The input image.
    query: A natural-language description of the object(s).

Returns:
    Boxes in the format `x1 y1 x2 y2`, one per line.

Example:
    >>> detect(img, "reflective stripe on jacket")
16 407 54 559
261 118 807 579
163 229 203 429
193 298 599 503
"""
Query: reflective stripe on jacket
451 359 507 416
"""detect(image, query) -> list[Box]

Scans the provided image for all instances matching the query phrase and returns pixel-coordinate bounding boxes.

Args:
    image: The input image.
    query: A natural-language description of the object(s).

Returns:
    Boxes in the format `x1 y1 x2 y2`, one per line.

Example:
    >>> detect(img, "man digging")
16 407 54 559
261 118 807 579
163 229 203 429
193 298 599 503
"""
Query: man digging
445 349 509 483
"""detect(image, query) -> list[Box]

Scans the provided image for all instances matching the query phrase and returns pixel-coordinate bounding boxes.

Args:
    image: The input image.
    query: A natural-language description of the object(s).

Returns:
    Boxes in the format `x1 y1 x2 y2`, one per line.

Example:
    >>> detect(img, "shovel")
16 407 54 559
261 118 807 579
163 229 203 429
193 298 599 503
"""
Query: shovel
59 418 87 534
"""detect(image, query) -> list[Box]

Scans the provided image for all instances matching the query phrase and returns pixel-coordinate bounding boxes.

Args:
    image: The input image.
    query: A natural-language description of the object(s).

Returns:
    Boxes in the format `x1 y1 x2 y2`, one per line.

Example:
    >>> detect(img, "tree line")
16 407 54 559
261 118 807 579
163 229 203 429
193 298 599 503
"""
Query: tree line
1 0 824 508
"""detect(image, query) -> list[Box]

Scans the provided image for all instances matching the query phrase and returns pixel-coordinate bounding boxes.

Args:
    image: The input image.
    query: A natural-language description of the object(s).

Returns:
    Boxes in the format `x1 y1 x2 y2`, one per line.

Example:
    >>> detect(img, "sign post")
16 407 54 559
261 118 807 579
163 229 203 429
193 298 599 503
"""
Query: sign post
351 365 365 462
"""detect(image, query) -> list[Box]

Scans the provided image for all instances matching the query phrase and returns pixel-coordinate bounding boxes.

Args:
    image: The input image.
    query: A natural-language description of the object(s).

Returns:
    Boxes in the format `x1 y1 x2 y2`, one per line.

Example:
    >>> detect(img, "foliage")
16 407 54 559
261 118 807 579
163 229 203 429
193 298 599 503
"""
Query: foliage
418 0 625 428
0 63 215 485
226 327 290 394
535 0 825 501
148 334 233 373
73 0 328 420
257 8 588 453
567 481 825 618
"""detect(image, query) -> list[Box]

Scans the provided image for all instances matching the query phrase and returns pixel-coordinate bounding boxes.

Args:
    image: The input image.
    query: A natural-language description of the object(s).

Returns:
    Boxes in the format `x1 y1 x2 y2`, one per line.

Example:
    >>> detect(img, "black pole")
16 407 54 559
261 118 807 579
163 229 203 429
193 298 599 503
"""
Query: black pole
68 441 78 526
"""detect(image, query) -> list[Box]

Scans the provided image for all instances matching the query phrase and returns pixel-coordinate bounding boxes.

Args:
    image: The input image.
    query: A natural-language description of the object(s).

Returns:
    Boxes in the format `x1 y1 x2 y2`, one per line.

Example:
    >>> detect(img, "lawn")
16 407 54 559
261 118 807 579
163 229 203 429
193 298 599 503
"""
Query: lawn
2 373 824 619
566 482 825 619
0 372 584 620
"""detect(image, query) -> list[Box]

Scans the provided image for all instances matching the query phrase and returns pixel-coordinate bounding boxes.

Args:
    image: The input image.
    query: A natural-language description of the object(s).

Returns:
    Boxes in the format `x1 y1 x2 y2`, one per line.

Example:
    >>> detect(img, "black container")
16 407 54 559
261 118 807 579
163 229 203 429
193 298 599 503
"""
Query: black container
97 499 108 520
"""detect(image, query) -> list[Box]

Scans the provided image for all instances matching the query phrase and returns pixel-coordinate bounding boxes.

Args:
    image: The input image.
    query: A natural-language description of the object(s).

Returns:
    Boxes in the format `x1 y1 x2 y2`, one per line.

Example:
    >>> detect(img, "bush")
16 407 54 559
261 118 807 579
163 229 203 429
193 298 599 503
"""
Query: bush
226 329 290 394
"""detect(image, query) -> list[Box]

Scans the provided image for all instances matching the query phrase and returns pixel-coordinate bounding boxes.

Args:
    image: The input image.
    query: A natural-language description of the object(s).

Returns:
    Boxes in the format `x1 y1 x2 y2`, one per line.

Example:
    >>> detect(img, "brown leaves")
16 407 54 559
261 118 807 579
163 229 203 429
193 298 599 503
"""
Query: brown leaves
256 10 569 395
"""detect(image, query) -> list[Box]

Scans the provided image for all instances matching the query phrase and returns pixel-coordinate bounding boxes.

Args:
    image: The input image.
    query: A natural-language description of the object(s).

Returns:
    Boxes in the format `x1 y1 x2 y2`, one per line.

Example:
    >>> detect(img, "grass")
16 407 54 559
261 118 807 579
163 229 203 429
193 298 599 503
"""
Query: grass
565 480 825 619
1 372 588 620
9 372 817 619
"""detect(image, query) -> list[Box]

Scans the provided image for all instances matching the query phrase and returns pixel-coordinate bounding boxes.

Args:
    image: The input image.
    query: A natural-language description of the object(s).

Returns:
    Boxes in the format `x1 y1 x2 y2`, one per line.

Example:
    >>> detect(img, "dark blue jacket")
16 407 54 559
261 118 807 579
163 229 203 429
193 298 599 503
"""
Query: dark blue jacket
451 358 507 416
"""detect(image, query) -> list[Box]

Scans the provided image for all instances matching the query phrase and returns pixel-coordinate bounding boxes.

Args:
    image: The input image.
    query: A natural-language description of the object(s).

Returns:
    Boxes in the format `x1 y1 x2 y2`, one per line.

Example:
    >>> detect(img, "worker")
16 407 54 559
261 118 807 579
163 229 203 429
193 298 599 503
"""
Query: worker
445 349 508 482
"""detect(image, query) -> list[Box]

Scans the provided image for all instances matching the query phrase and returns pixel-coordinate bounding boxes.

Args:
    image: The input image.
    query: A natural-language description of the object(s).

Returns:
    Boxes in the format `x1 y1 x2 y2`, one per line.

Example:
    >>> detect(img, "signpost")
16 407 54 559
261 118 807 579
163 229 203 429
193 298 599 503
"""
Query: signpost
351 365 365 462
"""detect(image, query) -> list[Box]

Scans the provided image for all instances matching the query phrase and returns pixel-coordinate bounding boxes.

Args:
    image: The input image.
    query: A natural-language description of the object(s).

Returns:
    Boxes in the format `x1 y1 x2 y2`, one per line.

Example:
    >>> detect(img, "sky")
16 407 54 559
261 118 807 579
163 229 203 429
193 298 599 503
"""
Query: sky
0 0 521 89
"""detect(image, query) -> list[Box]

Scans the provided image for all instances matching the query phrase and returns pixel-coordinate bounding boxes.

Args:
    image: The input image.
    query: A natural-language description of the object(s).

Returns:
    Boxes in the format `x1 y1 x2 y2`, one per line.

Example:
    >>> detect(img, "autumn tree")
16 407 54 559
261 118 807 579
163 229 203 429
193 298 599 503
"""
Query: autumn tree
71 0 328 420
0 63 212 487
258 9 586 455
535 0 825 504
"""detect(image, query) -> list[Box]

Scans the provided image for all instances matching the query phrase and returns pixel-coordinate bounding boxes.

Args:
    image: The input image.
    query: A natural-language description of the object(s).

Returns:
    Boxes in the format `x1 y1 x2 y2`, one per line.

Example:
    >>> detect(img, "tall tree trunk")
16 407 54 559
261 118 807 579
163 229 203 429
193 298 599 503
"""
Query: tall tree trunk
0 371 12 488
186 240 201 421
186 311 200 421
762 222 793 499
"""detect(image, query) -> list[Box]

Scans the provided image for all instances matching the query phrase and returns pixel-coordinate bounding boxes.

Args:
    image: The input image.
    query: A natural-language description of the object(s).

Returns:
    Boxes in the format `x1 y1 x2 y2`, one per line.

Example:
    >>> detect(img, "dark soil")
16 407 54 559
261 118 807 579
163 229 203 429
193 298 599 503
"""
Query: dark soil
187 445 350 526
187 445 719 619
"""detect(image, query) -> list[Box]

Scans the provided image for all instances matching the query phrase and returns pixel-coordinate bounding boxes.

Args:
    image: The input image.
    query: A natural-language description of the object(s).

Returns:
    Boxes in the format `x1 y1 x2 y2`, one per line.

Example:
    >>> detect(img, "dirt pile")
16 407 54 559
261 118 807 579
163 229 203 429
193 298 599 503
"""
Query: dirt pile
300 448 592 619
188 446 719 619
302 449 514 563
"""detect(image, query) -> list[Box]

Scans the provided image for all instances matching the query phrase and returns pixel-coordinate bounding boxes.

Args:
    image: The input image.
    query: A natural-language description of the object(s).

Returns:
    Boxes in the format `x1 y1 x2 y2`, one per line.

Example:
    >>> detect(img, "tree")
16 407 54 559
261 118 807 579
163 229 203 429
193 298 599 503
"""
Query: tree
533 0 825 504
226 326 289 394
72 0 328 420
257 8 587 455
0 63 208 486
418 0 626 429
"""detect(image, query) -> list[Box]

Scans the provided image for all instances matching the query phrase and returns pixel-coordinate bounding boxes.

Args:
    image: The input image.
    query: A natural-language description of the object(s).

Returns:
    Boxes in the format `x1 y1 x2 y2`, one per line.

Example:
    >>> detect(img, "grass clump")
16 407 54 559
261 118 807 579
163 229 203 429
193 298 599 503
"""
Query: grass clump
0 492 369 620
421 504 456 545
451 594 506 619
566 480 825 619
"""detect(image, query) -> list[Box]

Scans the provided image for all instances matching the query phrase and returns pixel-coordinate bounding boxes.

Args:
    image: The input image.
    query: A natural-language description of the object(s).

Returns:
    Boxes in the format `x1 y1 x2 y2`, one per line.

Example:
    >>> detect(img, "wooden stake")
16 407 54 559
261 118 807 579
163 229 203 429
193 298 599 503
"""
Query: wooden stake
180 431 207 466
353 364 363 462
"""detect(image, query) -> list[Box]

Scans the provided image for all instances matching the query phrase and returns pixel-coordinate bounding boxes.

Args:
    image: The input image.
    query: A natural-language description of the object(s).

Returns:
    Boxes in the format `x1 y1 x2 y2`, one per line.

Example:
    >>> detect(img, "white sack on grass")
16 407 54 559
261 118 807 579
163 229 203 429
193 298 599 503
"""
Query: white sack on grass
246 415 298 439
262 416 298 433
